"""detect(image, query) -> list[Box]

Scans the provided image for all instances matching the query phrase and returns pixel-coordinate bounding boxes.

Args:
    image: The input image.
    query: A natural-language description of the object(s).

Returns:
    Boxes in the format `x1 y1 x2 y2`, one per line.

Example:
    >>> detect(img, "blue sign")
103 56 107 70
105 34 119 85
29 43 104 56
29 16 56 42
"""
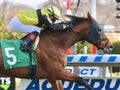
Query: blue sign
78 67 99 77
21 78 120 90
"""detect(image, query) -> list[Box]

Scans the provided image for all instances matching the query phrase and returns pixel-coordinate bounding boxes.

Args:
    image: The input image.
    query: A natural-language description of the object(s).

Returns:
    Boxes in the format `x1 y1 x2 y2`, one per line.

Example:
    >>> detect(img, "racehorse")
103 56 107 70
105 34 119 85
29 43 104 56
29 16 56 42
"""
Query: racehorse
0 12 113 90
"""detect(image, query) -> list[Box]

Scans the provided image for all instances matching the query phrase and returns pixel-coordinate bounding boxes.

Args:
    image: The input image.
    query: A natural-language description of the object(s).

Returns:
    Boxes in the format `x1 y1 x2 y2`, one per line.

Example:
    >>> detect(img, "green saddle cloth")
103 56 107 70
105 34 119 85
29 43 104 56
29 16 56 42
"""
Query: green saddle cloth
0 39 37 70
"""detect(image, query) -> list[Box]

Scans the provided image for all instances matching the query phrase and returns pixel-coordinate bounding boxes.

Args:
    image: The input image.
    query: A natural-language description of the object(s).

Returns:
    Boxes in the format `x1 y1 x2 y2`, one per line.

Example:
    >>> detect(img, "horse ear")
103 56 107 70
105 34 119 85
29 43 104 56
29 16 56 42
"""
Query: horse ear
87 12 92 20
87 12 94 23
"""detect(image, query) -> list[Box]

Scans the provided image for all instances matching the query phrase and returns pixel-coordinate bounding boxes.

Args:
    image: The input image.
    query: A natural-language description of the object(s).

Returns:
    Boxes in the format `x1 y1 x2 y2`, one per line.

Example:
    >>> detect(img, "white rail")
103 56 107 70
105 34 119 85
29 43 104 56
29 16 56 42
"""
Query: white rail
67 54 120 66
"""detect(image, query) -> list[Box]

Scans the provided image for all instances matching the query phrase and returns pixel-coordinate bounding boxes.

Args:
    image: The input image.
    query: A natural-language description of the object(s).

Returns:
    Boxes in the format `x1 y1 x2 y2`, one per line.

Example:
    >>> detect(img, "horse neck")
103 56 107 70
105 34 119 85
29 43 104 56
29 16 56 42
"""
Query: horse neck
44 30 80 50
40 21 90 50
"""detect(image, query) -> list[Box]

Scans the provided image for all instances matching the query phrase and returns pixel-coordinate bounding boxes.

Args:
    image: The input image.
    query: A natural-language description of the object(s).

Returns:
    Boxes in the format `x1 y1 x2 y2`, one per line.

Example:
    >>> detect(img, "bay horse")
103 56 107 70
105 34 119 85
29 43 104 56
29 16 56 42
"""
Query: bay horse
0 12 113 90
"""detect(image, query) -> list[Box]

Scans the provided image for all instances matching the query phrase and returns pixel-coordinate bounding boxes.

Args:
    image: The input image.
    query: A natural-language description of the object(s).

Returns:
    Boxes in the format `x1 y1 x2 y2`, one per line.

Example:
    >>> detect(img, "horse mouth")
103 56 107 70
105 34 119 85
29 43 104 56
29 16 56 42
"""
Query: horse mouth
97 41 113 53
97 39 113 53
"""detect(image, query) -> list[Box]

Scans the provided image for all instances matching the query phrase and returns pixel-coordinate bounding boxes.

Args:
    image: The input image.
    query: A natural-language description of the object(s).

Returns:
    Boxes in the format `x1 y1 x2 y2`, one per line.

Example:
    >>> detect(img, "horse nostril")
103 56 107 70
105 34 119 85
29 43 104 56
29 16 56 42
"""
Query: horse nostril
109 45 114 51
110 45 114 49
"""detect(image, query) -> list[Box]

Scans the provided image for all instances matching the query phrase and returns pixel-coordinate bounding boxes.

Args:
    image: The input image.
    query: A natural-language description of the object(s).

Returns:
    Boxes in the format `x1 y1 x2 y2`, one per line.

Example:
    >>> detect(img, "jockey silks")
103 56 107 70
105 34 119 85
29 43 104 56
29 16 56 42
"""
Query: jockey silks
17 9 49 27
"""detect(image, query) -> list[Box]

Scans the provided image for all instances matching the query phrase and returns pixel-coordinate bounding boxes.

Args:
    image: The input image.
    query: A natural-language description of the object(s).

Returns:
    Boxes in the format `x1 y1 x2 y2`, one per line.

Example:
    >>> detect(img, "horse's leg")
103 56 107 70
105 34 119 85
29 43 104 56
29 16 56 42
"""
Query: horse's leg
56 69 93 90
48 79 63 90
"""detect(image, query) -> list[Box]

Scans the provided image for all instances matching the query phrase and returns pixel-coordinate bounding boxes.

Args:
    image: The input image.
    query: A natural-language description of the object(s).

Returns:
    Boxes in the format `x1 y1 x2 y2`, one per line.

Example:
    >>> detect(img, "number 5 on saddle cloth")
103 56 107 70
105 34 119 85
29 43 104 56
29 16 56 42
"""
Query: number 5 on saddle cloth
0 36 39 79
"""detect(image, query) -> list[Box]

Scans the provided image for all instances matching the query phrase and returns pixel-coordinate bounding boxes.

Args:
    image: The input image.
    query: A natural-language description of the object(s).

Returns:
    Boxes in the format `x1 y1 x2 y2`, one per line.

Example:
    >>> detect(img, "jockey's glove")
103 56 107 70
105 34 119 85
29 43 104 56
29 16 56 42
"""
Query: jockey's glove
47 21 73 30
62 22 73 29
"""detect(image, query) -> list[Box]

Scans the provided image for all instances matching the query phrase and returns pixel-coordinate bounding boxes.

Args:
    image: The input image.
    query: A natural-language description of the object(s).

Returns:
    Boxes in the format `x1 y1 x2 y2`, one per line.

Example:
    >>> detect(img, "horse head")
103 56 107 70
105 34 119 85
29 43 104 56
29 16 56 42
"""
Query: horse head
67 12 113 53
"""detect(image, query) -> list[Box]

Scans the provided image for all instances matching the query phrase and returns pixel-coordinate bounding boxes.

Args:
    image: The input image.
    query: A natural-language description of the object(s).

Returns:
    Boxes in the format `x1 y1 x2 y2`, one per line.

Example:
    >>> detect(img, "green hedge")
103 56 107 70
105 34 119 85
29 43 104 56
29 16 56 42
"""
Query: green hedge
108 41 120 73
108 41 120 54
76 41 92 54
0 16 24 40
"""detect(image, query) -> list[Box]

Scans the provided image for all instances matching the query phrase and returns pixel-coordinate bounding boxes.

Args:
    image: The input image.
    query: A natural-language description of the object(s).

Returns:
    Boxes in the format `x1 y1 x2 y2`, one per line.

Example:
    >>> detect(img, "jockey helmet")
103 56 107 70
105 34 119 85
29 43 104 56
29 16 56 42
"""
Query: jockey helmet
47 6 60 20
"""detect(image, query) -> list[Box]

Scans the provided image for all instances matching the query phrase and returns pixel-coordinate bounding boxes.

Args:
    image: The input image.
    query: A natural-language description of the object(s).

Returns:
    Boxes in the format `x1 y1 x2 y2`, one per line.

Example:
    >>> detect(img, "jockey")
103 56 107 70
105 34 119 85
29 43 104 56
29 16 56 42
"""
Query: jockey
10 6 72 52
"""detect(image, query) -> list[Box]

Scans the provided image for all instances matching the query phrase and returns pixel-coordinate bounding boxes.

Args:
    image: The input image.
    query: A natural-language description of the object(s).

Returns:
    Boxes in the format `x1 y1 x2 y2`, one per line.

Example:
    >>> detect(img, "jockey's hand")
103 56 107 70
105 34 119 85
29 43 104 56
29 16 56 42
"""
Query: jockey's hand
49 21 73 30
62 21 73 29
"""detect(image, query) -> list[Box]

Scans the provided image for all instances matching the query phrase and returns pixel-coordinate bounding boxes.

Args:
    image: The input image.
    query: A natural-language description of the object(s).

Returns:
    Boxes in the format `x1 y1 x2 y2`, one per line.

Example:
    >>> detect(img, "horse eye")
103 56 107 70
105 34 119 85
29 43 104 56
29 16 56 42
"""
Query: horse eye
96 29 102 34
97 28 101 32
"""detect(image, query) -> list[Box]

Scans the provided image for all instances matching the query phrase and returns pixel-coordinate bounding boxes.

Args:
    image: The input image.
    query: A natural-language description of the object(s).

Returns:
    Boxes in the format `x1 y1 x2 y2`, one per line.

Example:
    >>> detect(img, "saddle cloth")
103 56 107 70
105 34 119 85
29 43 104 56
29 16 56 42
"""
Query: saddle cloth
0 37 39 70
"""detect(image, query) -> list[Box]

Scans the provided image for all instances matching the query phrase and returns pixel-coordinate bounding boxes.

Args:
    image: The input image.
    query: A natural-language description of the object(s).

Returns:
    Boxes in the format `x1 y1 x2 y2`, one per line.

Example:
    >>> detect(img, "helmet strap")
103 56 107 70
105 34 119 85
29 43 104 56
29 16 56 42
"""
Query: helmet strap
48 14 56 23
52 17 56 22
47 16 52 23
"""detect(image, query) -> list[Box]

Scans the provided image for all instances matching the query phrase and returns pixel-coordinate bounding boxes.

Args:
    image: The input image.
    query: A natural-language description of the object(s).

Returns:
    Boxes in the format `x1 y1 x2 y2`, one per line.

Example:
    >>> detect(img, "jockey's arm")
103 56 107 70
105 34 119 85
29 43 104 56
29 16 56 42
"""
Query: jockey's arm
50 22 72 30
42 16 73 30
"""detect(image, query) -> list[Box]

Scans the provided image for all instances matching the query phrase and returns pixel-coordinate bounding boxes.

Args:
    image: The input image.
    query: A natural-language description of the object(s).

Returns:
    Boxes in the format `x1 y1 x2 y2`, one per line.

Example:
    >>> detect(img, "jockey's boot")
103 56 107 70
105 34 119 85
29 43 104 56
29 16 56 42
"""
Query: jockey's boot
20 31 39 52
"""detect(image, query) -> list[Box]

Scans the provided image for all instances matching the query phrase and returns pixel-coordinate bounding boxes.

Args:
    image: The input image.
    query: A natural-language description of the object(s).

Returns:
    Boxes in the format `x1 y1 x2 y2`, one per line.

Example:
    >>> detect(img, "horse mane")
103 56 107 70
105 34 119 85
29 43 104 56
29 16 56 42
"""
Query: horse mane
66 15 89 26
40 27 67 36
40 15 89 36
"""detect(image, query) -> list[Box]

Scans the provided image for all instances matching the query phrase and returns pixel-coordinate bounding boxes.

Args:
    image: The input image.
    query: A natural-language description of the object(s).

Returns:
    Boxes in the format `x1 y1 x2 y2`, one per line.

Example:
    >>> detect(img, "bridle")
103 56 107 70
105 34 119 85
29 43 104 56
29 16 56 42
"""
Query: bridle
72 22 108 49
